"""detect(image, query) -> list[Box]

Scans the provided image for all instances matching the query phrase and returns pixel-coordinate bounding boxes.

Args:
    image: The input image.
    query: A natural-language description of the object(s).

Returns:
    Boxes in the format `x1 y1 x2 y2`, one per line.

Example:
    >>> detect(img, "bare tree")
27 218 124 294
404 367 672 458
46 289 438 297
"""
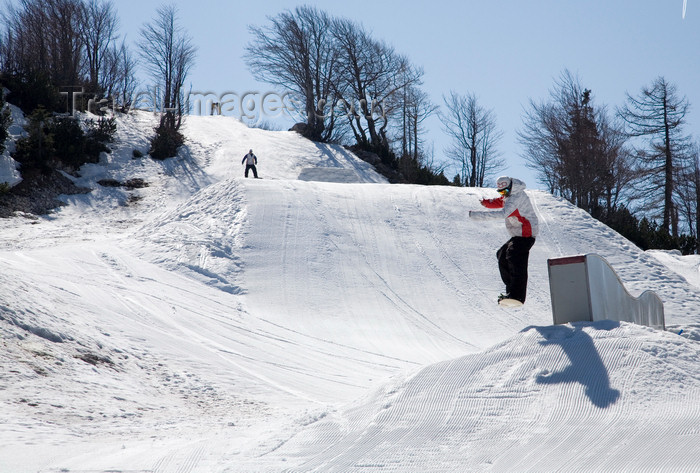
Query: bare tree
694 145 700 242
46 0 84 86
519 70 631 213
675 143 700 240
331 17 420 154
441 91 504 187
618 76 694 236
2 0 84 86
138 4 196 131
137 4 195 159
101 38 138 111
1 0 137 112
245 6 340 141
245 7 428 164
79 0 117 94
388 82 438 181
394 74 437 162
597 112 636 213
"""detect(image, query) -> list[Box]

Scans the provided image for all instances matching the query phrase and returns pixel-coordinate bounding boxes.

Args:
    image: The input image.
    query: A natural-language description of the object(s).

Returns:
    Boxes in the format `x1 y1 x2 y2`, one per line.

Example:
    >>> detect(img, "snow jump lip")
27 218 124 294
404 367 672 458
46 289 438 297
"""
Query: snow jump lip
548 253 665 330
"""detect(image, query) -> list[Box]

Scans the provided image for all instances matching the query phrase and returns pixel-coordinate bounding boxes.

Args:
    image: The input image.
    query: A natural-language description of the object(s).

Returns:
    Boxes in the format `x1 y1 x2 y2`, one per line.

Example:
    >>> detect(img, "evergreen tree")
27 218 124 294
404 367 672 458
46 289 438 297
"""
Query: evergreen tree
520 70 632 215
13 107 54 173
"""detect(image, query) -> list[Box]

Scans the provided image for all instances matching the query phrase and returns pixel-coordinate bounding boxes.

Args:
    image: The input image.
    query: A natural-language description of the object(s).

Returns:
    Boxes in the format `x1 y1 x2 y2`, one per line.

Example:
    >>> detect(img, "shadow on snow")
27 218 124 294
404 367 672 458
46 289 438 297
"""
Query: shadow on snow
531 322 621 409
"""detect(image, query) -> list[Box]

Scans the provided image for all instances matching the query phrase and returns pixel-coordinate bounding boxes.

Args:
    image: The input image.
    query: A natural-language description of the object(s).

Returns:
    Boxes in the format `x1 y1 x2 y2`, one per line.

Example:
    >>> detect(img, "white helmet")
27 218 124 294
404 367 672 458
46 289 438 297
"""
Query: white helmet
496 176 512 194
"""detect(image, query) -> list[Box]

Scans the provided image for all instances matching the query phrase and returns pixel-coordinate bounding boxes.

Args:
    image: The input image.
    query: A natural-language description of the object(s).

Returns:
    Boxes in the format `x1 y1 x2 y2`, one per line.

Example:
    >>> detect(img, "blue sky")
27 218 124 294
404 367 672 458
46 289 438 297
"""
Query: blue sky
113 0 699 189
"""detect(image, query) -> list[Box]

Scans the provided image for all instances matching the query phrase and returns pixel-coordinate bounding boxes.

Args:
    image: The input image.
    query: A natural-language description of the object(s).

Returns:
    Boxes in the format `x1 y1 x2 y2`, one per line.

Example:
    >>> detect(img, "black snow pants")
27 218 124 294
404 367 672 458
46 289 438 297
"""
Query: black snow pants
245 164 258 178
497 236 536 303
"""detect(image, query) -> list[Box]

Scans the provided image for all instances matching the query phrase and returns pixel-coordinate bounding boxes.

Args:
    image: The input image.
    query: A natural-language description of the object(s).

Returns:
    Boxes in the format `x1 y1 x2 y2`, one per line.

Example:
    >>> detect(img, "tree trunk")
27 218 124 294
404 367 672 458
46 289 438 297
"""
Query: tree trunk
663 93 675 236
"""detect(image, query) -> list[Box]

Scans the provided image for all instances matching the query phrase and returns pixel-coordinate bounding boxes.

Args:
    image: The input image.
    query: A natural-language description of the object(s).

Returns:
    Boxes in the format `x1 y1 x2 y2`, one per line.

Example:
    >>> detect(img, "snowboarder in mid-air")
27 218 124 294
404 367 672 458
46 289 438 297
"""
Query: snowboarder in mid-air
469 176 538 307
242 149 259 178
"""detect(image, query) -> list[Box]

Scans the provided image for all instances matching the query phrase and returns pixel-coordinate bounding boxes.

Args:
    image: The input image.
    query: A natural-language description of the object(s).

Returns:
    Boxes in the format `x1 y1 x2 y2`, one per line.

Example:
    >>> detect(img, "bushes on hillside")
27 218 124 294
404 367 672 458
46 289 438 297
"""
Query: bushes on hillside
86 116 117 144
1 72 64 115
149 122 184 160
12 107 53 173
12 107 114 174
595 205 698 255
350 143 451 185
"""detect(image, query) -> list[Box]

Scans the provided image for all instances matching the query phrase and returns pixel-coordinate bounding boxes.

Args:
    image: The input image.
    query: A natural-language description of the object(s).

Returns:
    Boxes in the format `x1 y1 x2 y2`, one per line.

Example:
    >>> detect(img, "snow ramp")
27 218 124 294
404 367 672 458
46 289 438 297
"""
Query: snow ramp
252 322 700 473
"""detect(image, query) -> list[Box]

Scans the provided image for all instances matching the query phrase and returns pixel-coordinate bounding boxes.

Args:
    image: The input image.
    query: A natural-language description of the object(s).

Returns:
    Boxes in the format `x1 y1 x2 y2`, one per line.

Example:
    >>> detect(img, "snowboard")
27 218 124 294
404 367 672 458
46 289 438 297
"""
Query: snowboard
498 298 523 308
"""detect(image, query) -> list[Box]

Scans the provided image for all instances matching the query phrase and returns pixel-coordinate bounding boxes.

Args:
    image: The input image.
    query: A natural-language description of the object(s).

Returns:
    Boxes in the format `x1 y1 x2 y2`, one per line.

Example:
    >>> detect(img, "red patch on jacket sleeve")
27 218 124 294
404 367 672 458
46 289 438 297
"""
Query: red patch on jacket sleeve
508 209 532 237
481 197 505 209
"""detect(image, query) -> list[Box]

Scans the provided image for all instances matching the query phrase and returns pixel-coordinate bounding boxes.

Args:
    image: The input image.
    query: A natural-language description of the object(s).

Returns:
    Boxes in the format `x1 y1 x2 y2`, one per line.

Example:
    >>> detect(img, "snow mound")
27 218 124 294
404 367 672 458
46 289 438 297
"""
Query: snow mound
132 177 247 294
260 322 700 473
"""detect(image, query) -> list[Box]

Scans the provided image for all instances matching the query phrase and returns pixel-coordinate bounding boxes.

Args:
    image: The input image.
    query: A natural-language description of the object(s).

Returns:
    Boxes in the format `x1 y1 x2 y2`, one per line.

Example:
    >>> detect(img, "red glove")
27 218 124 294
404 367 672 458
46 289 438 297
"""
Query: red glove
480 196 505 209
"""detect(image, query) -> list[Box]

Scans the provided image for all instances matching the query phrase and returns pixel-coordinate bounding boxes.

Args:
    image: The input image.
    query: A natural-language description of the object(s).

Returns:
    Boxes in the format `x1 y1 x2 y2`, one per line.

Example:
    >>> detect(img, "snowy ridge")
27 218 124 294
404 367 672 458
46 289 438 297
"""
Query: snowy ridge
0 112 699 472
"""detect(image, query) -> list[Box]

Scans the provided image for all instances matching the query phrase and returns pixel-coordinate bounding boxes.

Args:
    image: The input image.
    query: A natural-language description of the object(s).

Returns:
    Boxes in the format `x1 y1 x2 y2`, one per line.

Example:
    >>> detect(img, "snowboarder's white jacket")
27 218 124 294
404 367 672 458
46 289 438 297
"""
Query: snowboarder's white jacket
242 153 257 166
471 178 539 238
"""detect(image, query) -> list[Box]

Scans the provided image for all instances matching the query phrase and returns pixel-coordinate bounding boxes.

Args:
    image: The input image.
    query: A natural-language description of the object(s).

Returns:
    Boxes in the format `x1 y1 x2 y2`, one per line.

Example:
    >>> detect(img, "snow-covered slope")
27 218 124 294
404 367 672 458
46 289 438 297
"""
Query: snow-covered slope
258 322 700 473
1 112 698 472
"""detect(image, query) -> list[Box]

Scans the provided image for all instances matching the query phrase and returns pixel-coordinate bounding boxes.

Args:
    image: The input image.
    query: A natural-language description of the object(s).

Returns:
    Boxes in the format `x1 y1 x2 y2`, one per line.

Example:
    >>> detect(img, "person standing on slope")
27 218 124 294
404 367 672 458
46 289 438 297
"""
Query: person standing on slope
242 149 259 178
469 176 538 306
